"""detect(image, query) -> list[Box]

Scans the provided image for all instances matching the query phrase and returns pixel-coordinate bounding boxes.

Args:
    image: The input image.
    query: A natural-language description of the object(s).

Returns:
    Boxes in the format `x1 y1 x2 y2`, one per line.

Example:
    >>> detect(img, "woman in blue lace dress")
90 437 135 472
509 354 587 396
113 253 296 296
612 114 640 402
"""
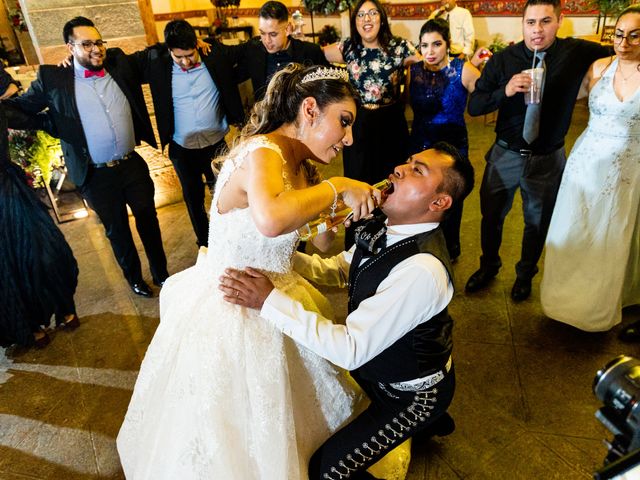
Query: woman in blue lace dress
407 19 485 260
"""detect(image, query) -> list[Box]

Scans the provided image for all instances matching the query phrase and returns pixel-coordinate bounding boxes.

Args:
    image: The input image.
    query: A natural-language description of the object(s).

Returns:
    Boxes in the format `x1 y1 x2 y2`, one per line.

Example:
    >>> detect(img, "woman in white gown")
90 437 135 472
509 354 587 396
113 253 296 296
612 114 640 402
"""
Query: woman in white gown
116 64 387 479
541 6 640 332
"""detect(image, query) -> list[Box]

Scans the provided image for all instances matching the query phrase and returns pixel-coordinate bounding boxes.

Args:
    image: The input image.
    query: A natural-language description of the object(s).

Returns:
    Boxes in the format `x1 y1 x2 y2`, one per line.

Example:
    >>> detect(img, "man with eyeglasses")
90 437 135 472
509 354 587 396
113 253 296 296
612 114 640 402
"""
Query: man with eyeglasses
5 16 168 298
231 0 328 102
464 0 610 302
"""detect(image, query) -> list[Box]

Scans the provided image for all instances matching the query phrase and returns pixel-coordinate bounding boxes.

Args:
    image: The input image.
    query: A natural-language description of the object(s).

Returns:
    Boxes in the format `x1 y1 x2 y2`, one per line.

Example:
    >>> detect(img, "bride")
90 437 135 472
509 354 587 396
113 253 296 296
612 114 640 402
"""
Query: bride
116 64 385 479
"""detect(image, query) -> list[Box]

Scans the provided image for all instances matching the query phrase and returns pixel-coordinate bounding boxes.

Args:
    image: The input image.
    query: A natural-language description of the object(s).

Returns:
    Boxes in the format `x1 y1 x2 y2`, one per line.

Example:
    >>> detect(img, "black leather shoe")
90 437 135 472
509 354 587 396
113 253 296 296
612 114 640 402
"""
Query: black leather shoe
153 279 166 288
413 413 455 445
465 269 497 293
619 321 640 342
130 281 153 297
511 277 532 302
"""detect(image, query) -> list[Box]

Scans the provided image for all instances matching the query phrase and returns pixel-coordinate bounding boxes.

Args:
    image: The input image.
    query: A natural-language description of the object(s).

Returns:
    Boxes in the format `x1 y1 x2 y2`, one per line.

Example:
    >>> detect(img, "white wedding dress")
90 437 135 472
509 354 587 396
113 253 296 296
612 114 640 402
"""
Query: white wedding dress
541 59 640 331
117 136 358 479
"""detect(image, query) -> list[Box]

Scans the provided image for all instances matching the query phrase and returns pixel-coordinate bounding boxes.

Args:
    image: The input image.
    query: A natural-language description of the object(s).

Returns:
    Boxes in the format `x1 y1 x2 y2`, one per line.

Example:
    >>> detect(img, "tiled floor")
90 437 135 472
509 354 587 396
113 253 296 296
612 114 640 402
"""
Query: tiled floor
1 106 637 479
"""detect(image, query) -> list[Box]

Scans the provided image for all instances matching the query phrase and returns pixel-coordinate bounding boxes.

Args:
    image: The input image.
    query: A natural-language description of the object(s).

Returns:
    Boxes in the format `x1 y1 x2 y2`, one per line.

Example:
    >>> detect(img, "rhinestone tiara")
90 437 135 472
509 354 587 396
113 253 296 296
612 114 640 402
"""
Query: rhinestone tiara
300 66 349 84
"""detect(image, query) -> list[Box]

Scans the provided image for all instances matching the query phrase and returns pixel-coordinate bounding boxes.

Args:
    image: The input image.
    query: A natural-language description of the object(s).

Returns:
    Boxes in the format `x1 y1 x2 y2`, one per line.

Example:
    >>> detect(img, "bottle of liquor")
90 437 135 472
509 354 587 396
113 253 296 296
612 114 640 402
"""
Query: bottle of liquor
297 179 393 241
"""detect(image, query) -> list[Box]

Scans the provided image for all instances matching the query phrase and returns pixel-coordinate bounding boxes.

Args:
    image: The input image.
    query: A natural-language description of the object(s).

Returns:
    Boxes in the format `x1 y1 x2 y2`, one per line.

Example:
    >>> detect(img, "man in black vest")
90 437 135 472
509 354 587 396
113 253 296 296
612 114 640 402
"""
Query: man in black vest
129 20 245 247
219 143 474 479
6 16 167 297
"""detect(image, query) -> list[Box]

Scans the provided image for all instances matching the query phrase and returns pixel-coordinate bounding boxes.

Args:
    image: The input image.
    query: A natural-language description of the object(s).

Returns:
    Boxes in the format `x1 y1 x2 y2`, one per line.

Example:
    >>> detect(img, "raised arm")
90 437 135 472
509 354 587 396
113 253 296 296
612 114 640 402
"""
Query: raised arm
223 146 380 237
461 47 485 93
323 43 345 64
467 55 502 115
577 56 613 100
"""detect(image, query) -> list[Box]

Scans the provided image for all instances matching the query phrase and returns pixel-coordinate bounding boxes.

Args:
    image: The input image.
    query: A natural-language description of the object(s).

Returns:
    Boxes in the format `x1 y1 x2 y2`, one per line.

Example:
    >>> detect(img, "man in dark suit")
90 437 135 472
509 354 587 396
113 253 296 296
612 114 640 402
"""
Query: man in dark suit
130 20 245 247
233 1 328 102
6 16 168 297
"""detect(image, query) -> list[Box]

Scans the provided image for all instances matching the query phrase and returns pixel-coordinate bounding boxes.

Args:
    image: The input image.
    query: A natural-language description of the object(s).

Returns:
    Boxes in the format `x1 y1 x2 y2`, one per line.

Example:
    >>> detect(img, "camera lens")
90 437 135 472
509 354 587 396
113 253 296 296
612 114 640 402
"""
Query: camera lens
594 355 640 431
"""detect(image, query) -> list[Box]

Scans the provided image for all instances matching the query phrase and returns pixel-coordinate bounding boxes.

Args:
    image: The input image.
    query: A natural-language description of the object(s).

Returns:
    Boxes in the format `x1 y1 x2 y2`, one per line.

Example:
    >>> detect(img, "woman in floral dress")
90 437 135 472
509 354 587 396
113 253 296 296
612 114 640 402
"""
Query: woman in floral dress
324 0 420 247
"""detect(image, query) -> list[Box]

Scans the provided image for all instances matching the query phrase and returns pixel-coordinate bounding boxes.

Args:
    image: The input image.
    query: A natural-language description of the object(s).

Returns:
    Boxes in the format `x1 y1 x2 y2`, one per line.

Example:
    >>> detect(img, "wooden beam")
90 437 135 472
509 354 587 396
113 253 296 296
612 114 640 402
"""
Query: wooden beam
137 0 158 45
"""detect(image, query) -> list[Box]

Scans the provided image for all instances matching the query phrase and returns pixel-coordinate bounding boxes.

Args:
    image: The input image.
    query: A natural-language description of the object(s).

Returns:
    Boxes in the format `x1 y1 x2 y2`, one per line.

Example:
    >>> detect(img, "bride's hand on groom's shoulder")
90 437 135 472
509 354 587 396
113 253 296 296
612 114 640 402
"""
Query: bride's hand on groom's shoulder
219 267 274 309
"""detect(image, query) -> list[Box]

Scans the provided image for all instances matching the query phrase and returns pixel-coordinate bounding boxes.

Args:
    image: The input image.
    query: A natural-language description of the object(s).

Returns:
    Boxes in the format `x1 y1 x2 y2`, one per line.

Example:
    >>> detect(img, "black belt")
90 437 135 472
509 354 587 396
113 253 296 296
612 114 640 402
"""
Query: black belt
92 152 134 169
496 138 564 156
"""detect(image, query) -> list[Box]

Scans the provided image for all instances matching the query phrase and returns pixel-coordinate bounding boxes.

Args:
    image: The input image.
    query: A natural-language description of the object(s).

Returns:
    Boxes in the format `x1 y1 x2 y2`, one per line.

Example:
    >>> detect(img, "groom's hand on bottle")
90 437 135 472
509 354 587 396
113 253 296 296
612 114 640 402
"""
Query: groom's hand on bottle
219 267 274 309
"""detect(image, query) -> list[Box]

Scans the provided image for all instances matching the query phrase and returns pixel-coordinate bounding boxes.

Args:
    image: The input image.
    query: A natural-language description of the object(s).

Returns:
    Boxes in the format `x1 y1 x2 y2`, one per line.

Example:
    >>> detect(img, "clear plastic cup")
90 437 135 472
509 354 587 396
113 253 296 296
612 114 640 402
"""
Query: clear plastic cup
523 67 544 104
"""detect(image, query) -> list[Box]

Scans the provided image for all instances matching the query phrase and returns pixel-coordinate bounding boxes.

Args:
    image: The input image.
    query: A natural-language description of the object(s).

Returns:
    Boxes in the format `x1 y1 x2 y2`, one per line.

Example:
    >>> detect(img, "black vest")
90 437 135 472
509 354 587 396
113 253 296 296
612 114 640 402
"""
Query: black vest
348 226 454 383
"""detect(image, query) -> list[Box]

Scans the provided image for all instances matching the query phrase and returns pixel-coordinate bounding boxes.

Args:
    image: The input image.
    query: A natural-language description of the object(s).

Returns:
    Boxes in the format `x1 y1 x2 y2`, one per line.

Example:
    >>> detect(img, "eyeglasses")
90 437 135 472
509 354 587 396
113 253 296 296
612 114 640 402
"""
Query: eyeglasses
356 9 380 20
70 40 107 52
613 30 640 46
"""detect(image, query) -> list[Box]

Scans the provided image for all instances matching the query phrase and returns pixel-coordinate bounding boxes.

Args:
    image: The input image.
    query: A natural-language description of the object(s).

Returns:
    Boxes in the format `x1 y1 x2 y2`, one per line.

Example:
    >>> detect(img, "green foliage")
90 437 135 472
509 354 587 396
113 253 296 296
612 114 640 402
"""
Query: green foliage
589 0 630 16
303 0 354 15
8 129 63 186
488 34 508 54
318 25 340 46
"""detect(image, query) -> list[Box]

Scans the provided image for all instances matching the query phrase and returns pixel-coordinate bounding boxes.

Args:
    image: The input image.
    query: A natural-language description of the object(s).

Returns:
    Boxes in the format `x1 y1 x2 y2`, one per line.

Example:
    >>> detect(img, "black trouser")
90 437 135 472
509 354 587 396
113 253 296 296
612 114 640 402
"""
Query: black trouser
80 152 168 285
309 369 455 480
479 142 566 280
168 139 226 247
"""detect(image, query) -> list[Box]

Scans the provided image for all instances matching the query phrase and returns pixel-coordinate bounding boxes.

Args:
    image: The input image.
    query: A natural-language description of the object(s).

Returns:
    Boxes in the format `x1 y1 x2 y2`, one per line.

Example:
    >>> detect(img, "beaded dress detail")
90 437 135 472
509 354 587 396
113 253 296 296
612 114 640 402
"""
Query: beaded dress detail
117 136 357 479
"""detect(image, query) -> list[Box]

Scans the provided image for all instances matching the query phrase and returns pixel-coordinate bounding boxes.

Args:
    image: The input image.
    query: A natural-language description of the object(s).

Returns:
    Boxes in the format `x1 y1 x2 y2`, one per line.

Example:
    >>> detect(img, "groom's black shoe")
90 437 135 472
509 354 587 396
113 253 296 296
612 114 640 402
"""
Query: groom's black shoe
465 268 498 293
412 412 455 446
130 281 153 298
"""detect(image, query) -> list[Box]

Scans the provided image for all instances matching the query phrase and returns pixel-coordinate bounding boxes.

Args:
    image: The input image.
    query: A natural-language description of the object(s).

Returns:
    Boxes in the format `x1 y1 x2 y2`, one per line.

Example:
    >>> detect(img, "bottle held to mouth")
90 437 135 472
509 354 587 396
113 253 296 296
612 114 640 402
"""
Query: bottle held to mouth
297 179 393 241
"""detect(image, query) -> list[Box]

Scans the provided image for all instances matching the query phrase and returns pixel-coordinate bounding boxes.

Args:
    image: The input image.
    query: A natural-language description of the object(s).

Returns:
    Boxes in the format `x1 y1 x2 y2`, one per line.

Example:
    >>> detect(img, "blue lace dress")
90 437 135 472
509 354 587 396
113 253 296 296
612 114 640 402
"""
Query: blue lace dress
408 58 471 259
408 58 469 157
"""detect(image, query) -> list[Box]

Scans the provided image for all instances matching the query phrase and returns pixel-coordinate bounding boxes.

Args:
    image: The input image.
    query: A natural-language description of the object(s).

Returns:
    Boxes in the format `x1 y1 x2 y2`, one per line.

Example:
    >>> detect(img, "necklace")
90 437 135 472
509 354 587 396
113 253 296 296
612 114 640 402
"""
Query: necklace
616 62 640 83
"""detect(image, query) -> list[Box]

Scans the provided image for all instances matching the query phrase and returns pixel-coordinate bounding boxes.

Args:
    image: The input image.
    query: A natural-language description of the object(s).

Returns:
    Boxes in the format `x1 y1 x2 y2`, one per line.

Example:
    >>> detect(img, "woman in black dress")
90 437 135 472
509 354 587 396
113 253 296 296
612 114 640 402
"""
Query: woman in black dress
0 104 80 348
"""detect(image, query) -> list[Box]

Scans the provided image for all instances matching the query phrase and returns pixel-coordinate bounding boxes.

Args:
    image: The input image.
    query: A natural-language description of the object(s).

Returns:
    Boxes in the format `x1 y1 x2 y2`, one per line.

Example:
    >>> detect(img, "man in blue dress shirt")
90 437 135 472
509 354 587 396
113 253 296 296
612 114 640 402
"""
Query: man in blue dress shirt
130 20 245 247
6 16 168 297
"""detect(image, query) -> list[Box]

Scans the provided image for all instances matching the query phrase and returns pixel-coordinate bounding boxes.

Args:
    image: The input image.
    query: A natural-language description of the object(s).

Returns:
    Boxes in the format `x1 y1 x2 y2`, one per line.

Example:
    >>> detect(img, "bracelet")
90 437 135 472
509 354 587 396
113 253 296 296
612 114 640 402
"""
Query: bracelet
322 179 338 218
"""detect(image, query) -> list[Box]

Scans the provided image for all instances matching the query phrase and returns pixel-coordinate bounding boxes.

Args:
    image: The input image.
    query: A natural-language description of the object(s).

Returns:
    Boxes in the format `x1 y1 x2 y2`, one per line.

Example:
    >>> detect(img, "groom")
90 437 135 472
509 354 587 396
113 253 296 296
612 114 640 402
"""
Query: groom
219 143 473 479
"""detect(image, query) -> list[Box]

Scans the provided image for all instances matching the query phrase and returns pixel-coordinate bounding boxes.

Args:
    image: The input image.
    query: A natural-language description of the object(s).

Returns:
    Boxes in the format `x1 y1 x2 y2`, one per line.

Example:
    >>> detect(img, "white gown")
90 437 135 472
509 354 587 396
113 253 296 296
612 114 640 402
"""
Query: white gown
117 137 358 479
541 59 640 332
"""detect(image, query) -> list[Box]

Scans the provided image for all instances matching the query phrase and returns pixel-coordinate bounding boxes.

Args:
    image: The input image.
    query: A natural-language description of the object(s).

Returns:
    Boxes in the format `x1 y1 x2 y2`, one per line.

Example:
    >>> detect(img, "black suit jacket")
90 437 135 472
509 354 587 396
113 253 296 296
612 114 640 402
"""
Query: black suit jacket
130 38 245 150
231 37 328 101
5 48 157 187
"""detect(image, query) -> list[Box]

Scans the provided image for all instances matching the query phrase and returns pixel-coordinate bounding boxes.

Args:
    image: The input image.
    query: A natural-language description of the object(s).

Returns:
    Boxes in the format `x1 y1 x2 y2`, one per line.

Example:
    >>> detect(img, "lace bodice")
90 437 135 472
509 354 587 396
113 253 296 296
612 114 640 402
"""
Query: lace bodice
206 136 298 275
587 58 640 138
409 58 468 127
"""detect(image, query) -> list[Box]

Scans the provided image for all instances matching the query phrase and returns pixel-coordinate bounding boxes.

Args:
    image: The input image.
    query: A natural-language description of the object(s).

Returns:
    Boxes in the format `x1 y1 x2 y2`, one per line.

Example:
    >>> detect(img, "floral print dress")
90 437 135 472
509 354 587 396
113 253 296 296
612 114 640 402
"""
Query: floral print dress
338 37 417 194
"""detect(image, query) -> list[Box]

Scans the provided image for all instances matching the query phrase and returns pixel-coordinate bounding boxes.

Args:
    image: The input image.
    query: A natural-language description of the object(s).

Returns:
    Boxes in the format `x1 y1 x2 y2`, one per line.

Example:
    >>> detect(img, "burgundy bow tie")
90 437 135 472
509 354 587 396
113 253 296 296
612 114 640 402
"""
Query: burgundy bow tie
181 62 201 72
84 69 105 78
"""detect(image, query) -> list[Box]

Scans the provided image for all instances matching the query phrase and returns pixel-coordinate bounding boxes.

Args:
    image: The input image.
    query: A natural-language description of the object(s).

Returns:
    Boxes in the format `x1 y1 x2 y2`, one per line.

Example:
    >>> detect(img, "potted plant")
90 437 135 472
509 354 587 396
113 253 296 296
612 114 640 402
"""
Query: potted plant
8 129 63 187
590 0 630 33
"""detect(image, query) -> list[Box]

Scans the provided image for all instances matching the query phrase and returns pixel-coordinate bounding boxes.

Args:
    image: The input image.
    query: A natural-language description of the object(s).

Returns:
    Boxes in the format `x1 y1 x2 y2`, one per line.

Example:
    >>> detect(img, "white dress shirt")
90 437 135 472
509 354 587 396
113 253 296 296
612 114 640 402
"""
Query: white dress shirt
260 222 454 371
430 6 475 56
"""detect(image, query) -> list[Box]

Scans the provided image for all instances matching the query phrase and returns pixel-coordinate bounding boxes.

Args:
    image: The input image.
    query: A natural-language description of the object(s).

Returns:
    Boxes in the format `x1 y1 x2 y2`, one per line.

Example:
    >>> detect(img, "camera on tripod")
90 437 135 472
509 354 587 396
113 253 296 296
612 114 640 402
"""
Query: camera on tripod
593 355 640 480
